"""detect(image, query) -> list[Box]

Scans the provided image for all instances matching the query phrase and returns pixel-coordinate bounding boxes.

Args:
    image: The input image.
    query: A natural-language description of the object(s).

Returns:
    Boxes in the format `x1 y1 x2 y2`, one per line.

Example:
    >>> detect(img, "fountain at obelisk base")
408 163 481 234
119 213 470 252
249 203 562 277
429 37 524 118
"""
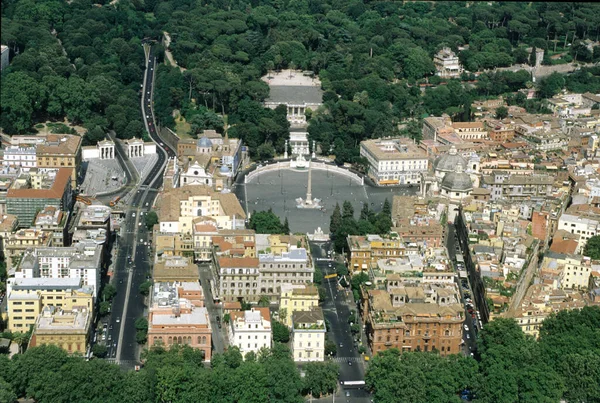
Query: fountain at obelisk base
295 158 322 209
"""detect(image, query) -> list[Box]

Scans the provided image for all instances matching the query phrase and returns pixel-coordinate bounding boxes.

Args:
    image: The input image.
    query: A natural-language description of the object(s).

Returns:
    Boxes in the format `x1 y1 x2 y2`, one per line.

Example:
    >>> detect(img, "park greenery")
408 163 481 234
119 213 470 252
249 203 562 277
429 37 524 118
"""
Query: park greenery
0 342 343 403
366 306 600 403
3 1 600 162
330 199 392 252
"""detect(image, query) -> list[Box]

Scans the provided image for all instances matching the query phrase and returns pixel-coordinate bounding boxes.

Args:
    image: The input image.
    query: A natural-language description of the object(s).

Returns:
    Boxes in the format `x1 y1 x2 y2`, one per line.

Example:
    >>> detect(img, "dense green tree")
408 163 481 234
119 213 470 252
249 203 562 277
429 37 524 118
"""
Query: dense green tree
329 203 342 234
145 211 159 230
302 361 339 397
249 209 284 234
272 321 290 343
495 106 509 119
583 235 600 259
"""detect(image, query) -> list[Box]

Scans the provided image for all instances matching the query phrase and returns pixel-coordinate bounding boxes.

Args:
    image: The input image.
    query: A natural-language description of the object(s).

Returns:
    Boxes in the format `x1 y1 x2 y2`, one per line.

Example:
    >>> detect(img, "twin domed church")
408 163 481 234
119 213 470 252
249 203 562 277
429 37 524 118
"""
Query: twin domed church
421 146 480 201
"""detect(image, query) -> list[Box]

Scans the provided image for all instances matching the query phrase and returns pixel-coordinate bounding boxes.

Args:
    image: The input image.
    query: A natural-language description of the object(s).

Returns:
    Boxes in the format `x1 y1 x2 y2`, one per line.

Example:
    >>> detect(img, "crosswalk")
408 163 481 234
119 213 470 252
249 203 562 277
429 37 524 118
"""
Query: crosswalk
330 356 362 363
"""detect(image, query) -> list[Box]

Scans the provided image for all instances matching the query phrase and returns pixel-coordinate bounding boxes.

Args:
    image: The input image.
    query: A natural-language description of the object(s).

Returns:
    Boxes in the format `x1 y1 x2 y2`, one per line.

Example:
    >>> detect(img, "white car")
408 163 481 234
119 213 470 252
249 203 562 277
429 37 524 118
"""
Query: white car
132 213 136 217
463 324 469 331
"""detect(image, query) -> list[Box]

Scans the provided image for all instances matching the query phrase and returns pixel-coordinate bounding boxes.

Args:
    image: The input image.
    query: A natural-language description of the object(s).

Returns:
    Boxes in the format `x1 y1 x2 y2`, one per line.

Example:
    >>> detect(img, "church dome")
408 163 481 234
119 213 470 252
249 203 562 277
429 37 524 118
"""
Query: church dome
197 137 212 148
434 146 467 173
441 163 473 192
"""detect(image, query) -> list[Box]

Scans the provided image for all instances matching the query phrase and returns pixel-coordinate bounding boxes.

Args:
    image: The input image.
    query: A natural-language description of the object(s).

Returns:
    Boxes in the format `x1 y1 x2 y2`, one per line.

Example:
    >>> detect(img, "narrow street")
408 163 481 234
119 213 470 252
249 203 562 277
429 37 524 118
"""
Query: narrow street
310 241 372 403
198 263 225 355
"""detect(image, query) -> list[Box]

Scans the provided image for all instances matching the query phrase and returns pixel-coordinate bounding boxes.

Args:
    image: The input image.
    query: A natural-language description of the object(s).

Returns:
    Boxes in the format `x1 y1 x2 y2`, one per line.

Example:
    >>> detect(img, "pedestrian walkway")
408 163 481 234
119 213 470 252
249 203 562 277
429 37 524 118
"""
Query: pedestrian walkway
330 356 362 363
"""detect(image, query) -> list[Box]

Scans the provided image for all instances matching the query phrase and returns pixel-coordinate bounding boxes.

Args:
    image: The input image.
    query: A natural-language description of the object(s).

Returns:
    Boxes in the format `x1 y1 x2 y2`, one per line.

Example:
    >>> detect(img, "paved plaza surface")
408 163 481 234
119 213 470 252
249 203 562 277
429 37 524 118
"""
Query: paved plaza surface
80 159 125 196
237 168 418 234
131 153 159 177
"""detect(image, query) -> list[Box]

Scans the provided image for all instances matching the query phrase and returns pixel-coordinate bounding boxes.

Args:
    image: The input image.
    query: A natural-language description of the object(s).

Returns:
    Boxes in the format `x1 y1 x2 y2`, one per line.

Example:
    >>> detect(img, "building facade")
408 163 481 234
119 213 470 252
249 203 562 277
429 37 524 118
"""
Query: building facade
258 247 314 301
360 138 428 186
291 308 326 362
29 306 92 354
147 282 212 361
229 308 272 358
280 284 319 328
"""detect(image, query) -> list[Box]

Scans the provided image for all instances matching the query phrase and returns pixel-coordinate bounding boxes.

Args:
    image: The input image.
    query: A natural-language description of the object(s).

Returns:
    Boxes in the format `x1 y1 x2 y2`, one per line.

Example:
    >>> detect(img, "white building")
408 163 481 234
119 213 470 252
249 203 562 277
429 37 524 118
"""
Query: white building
123 138 156 158
0 45 9 71
229 307 272 358
10 242 103 299
292 308 326 362
179 161 213 187
81 139 115 160
2 146 37 171
258 247 314 301
557 214 600 254
289 131 310 156
360 138 429 185
433 47 462 78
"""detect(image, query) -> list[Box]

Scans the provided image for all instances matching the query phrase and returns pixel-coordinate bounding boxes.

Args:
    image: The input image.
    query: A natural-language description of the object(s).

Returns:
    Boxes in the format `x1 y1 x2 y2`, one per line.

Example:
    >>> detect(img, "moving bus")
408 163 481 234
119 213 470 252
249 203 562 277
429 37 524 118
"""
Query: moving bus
341 381 366 389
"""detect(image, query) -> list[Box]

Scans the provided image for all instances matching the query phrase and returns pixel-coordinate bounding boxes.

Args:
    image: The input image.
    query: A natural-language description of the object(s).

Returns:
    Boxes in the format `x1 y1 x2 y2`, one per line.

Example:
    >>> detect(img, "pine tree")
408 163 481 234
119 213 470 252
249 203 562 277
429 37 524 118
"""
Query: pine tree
342 201 354 220
382 198 392 217
282 217 290 234
360 203 370 221
330 203 342 234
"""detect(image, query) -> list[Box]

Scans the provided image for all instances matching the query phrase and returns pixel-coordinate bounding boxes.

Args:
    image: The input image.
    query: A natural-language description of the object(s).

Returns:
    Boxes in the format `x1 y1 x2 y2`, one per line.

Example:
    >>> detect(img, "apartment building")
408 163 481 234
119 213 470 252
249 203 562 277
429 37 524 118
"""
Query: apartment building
7 277 93 332
347 234 406 274
562 255 594 290
11 242 103 298
482 172 555 201
229 307 272 358
6 168 73 227
0 213 18 259
280 284 319 328
4 229 52 270
36 134 82 187
2 146 37 170
34 206 69 247
393 219 444 248
360 138 429 186
452 122 488 140
361 282 464 356
292 308 326 362
153 255 200 283
557 213 600 254
214 257 260 303
147 282 212 361
258 247 314 301
156 185 246 234
29 305 91 354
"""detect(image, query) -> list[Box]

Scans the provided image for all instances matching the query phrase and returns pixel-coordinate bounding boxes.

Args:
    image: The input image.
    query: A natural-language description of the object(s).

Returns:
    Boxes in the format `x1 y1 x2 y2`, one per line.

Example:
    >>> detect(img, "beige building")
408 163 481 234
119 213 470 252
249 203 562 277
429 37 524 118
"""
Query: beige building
156 185 246 234
36 134 82 187
34 206 69 247
214 257 260 303
0 214 18 259
29 305 92 354
292 307 326 362
452 122 488 140
153 255 199 283
258 247 314 301
7 277 93 333
360 138 429 186
4 229 52 270
280 284 319 328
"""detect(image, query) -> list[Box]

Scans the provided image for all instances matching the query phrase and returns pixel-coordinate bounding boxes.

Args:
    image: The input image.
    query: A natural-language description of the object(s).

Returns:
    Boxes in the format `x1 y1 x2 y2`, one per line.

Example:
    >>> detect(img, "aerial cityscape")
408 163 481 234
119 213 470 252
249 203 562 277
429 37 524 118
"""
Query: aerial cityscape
1 1 600 402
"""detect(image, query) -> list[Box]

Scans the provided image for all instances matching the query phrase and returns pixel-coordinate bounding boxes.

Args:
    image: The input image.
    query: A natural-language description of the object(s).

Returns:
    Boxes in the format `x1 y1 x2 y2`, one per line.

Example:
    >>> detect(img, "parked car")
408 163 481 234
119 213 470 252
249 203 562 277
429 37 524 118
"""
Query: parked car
463 324 469 331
